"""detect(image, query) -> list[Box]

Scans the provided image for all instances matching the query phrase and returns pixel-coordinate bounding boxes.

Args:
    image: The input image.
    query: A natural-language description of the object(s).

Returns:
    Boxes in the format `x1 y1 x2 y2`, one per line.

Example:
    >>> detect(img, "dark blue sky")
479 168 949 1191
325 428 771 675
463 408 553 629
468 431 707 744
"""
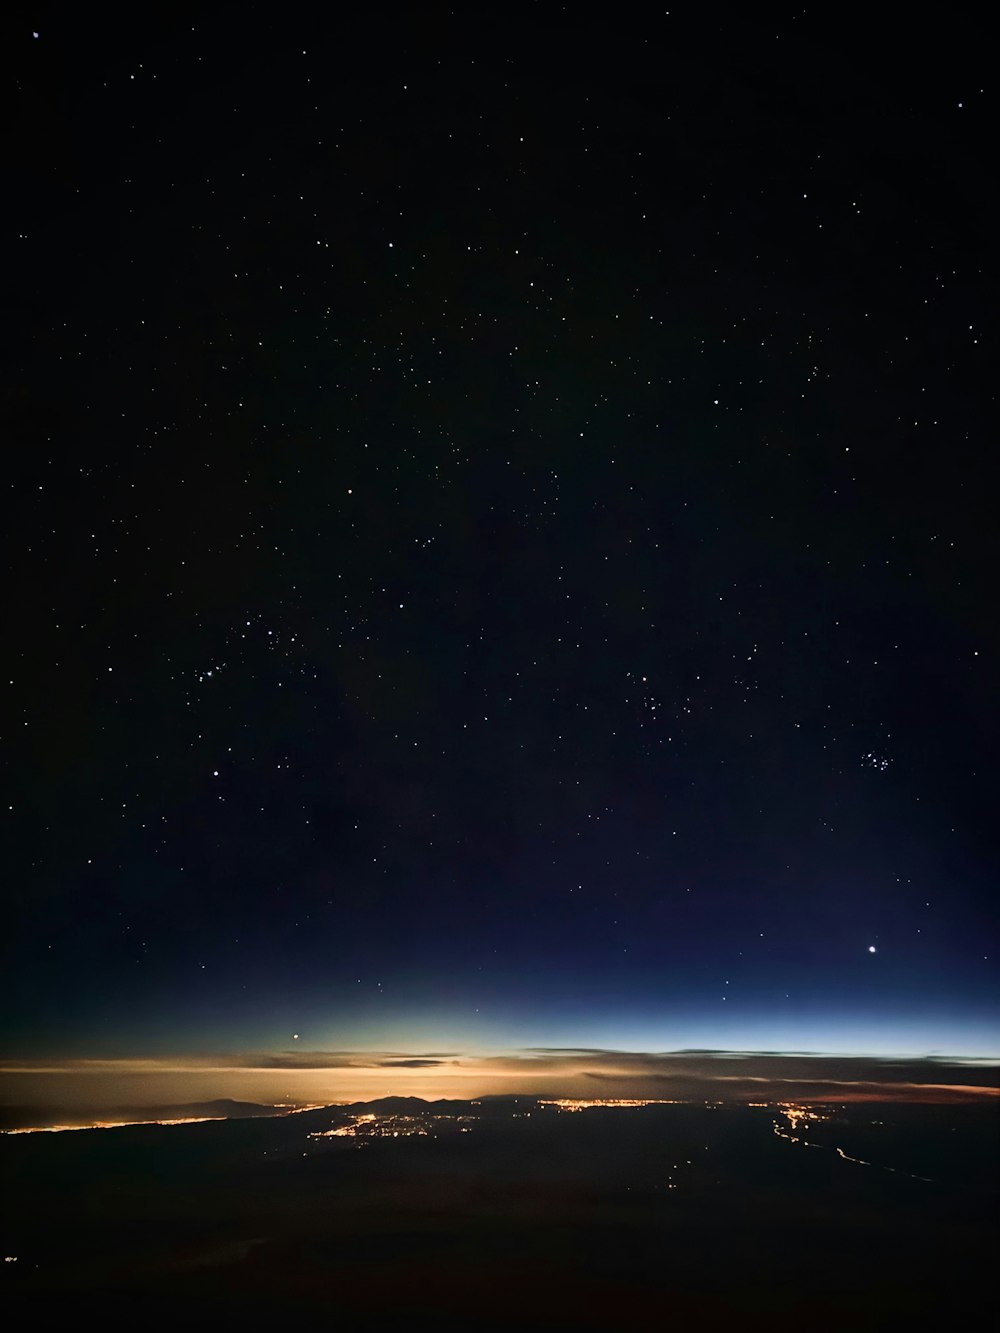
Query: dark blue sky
4 8 997 1063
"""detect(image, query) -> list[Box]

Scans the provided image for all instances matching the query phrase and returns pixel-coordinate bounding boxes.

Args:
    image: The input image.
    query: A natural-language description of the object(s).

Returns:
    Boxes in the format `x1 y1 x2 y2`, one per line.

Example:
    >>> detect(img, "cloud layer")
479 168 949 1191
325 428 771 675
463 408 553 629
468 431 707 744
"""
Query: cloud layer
1 1047 996 1115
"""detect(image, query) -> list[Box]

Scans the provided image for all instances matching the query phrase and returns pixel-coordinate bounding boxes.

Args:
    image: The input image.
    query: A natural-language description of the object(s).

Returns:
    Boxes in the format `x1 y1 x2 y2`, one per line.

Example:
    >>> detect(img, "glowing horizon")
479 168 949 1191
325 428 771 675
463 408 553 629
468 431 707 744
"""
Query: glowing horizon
2 1045 996 1127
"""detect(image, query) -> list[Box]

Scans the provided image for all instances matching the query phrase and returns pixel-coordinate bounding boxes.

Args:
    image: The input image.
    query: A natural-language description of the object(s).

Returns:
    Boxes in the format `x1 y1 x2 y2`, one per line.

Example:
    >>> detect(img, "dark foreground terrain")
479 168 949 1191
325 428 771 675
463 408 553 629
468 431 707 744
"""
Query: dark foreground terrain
2 1097 997 1329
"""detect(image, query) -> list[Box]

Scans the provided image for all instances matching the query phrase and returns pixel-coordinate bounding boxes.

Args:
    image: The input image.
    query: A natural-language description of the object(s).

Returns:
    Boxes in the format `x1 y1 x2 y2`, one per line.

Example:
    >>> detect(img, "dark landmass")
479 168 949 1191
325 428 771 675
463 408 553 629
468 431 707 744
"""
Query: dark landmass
2 1097 997 1328
0 1099 285 1132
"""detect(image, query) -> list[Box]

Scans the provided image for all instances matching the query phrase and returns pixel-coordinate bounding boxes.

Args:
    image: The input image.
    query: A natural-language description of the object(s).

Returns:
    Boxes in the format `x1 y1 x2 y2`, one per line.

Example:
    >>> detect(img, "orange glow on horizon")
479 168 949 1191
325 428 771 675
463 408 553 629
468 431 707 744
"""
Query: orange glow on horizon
1 1050 996 1130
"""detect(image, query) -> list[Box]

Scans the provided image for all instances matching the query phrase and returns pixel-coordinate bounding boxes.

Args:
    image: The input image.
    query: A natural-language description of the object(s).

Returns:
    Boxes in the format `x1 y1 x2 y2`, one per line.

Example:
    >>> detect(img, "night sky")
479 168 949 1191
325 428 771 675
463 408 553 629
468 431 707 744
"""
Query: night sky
5 9 997 1076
